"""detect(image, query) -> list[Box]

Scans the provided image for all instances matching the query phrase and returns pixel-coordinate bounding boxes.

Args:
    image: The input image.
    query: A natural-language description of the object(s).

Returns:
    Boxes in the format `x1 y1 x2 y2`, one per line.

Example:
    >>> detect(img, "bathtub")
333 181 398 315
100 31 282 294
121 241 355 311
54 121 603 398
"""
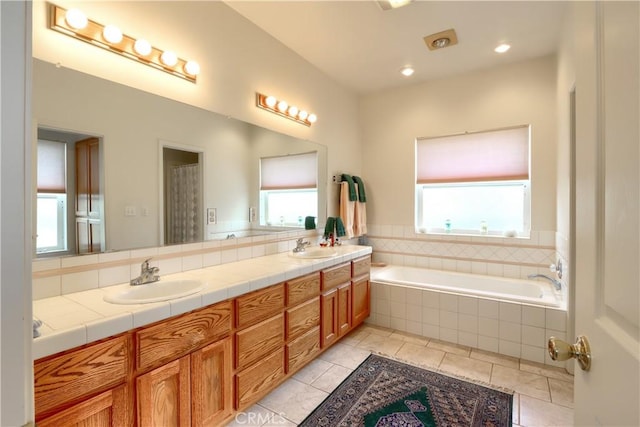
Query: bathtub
372 265 562 308
369 265 568 365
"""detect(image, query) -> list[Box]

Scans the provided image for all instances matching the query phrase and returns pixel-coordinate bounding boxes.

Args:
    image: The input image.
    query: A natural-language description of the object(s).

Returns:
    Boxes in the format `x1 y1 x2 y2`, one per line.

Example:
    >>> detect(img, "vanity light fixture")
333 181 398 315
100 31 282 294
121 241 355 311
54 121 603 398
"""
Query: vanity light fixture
48 3 200 83
256 93 317 127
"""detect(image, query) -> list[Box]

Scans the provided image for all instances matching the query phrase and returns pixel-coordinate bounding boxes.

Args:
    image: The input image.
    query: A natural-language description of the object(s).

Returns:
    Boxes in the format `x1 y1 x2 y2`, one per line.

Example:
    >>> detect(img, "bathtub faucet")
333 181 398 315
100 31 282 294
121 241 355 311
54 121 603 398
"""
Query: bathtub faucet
528 273 562 291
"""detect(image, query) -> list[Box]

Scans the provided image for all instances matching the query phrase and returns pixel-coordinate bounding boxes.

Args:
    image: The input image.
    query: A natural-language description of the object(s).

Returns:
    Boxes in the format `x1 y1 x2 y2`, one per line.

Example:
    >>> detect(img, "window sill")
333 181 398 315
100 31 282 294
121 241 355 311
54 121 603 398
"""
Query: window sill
415 228 531 239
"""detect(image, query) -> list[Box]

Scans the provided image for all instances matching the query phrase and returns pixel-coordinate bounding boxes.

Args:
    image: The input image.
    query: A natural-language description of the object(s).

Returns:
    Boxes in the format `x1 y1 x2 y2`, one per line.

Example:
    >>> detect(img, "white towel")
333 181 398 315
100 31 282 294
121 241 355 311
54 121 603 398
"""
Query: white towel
339 182 355 239
354 183 367 236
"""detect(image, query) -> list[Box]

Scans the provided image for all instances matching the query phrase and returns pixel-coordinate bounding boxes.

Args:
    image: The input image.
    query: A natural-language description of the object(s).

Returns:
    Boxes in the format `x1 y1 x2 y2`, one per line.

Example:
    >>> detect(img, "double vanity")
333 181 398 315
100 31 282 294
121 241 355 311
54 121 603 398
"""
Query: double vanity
32 244 372 426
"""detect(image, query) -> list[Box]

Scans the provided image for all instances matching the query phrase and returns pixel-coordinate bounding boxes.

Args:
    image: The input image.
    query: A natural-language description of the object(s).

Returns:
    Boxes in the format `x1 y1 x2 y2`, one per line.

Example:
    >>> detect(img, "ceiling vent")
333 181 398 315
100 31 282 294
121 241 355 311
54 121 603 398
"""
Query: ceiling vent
424 29 458 51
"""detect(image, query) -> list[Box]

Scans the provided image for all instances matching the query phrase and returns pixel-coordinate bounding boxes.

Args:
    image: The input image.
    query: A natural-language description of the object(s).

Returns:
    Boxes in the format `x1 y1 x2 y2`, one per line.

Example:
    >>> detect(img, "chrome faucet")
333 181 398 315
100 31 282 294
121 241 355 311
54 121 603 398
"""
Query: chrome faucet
528 273 562 291
293 238 311 253
130 258 160 286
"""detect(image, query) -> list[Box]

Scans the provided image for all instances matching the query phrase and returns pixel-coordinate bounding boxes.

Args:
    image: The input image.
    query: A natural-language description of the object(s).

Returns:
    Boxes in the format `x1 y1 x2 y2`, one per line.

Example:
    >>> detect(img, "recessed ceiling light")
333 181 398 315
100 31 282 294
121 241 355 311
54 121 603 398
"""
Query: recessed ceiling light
377 0 413 11
494 44 511 53
423 29 458 51
400 66 414 77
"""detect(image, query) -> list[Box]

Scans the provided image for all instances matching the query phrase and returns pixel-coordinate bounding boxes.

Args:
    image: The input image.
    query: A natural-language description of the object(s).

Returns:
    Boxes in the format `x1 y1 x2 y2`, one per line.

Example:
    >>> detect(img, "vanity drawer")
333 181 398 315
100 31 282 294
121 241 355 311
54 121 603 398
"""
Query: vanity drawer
286 326 320 373
34 334 131 418
235 283 285 329
286 297 320 341
352 255 371 278
235 313 284 370
136 300 231 372
235 348 285 409
321 262 351 290
286 272 320 306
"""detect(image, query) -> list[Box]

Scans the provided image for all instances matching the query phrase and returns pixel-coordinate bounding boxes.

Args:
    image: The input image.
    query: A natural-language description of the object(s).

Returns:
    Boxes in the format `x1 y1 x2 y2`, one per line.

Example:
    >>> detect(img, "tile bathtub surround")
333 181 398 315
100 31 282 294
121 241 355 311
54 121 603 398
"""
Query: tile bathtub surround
366 224 558 280
369 281 568 367
225 324 573 427
32 229 323 299
32 244 372 360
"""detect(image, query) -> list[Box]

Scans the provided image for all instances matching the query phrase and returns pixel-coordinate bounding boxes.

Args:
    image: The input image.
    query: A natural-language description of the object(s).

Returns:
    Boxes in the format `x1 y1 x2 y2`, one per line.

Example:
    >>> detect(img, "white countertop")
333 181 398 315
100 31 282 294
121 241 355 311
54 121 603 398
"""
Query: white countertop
33 245 372 360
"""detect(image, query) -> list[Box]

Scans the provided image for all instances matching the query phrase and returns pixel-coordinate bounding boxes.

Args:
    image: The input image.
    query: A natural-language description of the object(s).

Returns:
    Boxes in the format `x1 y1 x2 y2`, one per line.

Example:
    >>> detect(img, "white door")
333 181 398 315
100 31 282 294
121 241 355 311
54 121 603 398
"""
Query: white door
573 1 639 425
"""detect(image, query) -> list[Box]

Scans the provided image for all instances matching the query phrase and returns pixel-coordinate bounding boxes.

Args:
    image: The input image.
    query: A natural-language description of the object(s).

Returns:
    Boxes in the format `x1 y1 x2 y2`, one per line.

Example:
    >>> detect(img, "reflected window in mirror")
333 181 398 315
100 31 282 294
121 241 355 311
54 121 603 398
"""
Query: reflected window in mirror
37 139 68 253
260 152 317 227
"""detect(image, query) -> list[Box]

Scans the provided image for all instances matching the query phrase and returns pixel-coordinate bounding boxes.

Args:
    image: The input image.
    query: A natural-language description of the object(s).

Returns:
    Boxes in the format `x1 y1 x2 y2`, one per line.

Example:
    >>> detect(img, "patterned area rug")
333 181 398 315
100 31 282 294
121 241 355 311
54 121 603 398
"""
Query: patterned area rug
299 354 513 427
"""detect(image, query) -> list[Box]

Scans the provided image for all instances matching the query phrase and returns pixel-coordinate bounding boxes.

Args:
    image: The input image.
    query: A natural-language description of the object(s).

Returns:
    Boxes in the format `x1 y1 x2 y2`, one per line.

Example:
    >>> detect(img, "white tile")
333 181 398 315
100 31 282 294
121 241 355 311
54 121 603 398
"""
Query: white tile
389 286 407 303
33 325 87 360
99 265 130 287
258 378 328 424
132 303 172 328
32 257 61 272
521 325 545 347
389 301 405 318
422 307 439 325
521 344 546 364
389 316 407 331
471 262 487 275
406 303 422 322
203 251 221 267
422 323 439 339
422 290 439 308
61 270 100 294
456 260 472 273
170 293 203 316
439 327 458 344
477 335 499 353
159 257 183 275
458 331 478 348
458 296 478 315
440 310 458 329
375 299 391 316
546 308 567 331
478 299 499 319
499 321 522 343
221 249 238 264
503 264 521 278
440 293 458 312
522 305 546 327
182 254 203 271
99 250 131 263
406 287 422 302
499 302 522 323
487 263 504 277
61 254 99 268
406 320 422 335
375 314 391 328
458 313 478 333
33 276 61 300
478 317 500 338
86 313 133 342
499 340 521 358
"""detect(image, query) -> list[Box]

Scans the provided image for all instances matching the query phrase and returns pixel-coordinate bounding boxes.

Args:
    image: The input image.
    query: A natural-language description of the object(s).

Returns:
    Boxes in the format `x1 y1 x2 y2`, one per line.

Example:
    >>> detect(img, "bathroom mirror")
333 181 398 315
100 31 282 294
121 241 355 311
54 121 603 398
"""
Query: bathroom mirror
32 59 328 255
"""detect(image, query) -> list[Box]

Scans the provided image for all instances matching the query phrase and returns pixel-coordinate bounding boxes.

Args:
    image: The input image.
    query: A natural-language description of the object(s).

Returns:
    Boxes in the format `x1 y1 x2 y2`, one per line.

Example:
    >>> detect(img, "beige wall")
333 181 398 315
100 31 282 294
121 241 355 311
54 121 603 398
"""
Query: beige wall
360 55 558 231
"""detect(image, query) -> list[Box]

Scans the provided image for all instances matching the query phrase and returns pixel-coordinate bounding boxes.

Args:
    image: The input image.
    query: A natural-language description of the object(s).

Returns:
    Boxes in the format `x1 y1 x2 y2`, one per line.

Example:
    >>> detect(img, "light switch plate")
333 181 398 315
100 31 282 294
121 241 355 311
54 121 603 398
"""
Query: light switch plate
124 206 137 216
207 208 217 224
249 207 256 223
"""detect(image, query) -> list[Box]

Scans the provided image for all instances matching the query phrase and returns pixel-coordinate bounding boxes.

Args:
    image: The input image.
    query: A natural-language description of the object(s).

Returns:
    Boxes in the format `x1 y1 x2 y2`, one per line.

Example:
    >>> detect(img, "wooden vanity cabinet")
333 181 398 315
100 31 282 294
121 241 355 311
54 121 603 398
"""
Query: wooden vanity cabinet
135 300 233 427
34 333 133 426
352 256 372 328
285 273 321 373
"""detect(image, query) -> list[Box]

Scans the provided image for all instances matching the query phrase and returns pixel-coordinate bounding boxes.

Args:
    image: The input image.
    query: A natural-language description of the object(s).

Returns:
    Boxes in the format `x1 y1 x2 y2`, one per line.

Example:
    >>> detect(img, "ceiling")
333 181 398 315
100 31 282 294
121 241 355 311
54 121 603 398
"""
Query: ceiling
225 1 568 95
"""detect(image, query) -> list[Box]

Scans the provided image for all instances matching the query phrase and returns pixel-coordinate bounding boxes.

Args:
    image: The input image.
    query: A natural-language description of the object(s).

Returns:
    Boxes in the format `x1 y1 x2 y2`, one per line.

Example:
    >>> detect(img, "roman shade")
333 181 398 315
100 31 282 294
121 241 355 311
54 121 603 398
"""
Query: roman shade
37 139 66 193
260 151 317 190
416 125 530 184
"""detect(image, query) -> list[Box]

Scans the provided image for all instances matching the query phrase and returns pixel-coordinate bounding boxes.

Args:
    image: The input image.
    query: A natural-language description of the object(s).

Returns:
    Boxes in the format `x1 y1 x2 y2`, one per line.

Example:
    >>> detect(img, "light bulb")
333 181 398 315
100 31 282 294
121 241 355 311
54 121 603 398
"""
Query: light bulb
298 110 309 121
288 105 299 117
184 60 200 76
160 51 178 67
265 96 277 108
65 9 88 30
134 39 152 56
401 66 414 77
276 100 288 112
102 25 123 44
494 44 511 53
307 113 317 123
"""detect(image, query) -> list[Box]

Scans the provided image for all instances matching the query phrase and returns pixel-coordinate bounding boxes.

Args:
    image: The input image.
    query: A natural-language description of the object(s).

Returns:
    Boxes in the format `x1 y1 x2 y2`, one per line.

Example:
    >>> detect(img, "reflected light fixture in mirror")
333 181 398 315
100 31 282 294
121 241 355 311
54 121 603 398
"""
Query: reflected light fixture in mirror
256 93 317 127
48 3 200 82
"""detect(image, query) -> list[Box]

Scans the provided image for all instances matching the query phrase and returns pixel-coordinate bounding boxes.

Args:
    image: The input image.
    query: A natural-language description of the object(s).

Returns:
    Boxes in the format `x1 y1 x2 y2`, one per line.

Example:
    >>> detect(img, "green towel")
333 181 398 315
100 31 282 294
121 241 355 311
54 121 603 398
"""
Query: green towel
335 217 346 237
353 176 367 203
304 216 316 230
341 174 357 201
324 217 335 238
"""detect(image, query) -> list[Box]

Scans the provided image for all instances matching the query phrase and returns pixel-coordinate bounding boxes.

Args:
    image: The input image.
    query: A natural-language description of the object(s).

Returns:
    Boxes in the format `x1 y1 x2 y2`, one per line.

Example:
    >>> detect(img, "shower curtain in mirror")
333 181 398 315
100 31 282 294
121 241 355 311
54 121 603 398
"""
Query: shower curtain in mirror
168 163 200 244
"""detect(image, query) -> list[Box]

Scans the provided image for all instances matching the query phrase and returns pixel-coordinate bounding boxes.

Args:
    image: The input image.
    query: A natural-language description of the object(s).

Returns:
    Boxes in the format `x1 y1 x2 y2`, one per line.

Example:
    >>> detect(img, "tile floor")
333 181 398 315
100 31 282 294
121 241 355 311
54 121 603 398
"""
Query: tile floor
226 324 574 426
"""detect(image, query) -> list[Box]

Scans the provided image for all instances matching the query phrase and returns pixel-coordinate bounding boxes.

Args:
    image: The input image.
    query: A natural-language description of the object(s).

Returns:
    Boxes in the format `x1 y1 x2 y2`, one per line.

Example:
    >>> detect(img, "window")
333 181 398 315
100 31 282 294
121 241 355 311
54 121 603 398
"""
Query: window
37 139 68 253
415 125 530 236
260 152 318 227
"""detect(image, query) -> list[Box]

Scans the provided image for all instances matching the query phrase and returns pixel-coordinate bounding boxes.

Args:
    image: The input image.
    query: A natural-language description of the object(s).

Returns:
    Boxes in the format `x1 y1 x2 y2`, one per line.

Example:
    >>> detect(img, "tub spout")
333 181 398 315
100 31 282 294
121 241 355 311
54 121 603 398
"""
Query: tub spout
528 274 562 291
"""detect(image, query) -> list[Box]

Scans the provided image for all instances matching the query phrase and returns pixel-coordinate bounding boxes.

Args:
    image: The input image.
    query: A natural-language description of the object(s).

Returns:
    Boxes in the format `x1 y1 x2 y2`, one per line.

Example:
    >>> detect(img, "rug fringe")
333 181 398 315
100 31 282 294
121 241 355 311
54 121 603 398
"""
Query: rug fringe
369 350 516 396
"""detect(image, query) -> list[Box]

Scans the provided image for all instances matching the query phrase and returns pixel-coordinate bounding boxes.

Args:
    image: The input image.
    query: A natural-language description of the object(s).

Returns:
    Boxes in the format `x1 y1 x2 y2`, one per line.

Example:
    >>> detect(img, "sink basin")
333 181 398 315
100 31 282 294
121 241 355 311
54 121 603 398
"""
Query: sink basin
289 247 338 259
103 279 204 304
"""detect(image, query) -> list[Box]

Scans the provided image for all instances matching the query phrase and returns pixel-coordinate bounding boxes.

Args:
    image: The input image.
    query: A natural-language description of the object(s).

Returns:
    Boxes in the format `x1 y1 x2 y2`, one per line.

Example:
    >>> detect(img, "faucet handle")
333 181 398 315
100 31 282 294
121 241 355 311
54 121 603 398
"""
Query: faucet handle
141 258 152 271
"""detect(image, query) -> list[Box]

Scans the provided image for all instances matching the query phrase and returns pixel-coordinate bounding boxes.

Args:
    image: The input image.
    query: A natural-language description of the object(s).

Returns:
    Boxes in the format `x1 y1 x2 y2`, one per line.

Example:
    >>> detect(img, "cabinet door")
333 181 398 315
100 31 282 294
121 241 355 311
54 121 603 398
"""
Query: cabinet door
191 338 233 427
37 384 130 427
320 288 338 348
137 355 191 427
352 276 370 327
337 282 352 336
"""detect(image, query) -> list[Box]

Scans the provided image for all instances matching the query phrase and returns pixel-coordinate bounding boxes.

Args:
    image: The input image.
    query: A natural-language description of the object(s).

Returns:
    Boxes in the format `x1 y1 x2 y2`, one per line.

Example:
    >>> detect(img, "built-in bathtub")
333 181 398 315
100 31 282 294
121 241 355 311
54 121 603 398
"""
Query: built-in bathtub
369 265 568 366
